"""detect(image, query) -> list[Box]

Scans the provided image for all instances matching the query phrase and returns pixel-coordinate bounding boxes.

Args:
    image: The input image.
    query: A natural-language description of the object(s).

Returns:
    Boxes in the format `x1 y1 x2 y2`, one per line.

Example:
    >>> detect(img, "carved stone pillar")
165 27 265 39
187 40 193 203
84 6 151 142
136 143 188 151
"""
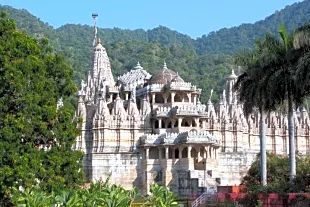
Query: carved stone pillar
188 145 192 158
146 148 150 159
202 120 206 129
179 146 183 159
158 118 162 129
205 145 209 158
178 118 182 128
171 92 175 103
125 93 129 100
152 93 155 104
165 147 169 159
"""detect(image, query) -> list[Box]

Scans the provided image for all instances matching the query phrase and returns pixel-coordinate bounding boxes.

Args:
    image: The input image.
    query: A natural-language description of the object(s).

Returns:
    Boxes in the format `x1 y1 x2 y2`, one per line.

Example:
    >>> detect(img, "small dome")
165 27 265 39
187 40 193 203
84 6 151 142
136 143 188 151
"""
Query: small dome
149 62 181 84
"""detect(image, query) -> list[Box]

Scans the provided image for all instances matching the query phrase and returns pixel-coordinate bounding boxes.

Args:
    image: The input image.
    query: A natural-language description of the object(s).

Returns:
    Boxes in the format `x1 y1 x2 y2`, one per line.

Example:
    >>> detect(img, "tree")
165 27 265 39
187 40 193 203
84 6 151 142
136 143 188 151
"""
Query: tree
0 12 84 205
236 24 310 185
234 37 279 186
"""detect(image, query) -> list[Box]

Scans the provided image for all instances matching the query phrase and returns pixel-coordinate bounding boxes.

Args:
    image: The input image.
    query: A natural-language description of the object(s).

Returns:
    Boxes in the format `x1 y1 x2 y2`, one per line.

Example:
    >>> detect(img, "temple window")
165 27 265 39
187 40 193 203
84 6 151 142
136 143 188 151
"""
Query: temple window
167 121 172 128
181 119 190 127
183 94 189 102
155 94 164 103
199 146 205 158
175 149 179 159
154 120 159 129
192 120 197 127
168 147 173 159
182 147 188 158
174 120 178 128
149 147 159 159
161 120 165 128
174 93 182 102
191 148 198 158
167 95 171 103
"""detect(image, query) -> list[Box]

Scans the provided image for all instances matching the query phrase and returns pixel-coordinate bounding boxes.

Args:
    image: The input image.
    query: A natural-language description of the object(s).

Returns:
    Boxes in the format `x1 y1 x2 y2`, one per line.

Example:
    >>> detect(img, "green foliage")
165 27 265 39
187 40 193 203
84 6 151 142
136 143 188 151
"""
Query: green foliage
143 183 179 207
0 12 84 205
238 154 310 206
10 182 178 207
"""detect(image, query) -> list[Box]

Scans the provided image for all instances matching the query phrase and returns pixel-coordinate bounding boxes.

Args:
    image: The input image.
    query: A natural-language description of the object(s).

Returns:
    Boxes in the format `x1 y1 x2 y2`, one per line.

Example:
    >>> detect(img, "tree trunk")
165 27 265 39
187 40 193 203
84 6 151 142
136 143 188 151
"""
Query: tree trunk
259 107 267 186
288 90 296 184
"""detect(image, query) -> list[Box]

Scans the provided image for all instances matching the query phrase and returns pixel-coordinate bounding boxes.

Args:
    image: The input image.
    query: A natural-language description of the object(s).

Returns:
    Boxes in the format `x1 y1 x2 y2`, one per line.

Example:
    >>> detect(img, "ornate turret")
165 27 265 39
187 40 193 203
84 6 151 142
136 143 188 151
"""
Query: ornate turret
226 68 238 105
90 14 115 86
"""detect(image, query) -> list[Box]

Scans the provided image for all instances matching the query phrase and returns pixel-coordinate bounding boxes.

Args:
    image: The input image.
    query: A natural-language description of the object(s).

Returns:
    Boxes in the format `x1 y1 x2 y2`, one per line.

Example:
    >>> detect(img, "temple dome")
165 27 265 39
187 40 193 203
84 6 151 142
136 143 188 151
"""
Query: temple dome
149 62 183 84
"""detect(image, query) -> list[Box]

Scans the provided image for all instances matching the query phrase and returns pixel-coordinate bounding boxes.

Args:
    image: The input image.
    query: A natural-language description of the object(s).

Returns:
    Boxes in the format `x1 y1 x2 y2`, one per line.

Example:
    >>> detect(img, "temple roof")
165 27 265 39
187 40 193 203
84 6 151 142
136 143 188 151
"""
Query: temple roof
149 62 183 84
117 62 151 87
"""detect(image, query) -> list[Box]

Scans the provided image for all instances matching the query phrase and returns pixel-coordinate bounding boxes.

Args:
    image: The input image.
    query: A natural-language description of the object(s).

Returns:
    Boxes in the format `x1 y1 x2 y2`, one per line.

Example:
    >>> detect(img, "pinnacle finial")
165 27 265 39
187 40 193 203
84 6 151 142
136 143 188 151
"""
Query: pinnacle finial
163 61 167 69
97 38 102 45
232 68 235 75
134 61 143 69
92 13 98 47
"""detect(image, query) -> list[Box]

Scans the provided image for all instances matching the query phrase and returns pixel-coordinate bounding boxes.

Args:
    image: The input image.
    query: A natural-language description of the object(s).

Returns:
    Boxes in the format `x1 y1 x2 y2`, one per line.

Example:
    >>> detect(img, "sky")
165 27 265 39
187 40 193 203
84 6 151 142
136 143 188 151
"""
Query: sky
0 0 302 38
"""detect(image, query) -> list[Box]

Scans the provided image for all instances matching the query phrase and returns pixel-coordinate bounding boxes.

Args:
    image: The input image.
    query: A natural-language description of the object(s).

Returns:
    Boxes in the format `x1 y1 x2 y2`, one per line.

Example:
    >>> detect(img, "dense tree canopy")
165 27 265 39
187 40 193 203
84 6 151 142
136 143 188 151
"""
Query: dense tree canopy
0 12 84 205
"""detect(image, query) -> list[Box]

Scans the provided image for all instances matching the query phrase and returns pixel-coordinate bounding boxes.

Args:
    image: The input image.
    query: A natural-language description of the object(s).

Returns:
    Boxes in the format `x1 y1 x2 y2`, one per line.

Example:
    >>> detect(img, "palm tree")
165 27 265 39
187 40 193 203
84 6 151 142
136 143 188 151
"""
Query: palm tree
237 24 310 185
234 38 276 186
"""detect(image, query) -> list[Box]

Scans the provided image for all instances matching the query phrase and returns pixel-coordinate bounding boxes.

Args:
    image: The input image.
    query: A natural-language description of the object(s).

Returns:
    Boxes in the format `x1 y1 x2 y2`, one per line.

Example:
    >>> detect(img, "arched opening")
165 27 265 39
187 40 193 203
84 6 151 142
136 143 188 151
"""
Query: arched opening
183 94 189 102
174 93 182 102
175 148 179 159
200 146 205 158
181 119 190 127
182 147 188 158
149 147 159 159
167 95 171 103
174 120 178 128
161 120 165 128
155 94 164 103
167 121 172 128
191 148 198 158
154 120 159 129
168 147 173 159
192 120 197 127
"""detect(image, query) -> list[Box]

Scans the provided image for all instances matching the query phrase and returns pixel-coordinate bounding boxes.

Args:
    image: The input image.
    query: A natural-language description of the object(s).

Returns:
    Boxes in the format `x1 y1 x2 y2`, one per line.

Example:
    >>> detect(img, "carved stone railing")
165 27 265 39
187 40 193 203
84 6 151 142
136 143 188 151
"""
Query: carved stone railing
149 84 164 92
139 131 220 146
173 105 207 116
108 85 119 92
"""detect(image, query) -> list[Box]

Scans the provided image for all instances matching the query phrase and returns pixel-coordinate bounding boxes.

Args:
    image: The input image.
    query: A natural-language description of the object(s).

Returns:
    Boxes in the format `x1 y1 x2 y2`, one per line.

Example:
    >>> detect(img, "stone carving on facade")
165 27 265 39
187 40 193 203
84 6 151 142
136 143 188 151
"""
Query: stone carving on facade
73 14 310 197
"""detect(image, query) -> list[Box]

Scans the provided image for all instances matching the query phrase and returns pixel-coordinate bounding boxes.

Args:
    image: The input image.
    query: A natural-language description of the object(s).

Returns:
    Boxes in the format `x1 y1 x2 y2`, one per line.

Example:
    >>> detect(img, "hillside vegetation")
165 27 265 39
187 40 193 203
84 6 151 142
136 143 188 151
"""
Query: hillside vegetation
1 0 310 102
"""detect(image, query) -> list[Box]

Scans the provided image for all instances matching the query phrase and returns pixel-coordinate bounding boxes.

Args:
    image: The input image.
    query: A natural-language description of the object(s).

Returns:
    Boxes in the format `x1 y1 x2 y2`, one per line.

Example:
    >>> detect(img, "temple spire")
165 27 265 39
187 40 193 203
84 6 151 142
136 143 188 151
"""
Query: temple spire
92 13 98 47
163 61 168 69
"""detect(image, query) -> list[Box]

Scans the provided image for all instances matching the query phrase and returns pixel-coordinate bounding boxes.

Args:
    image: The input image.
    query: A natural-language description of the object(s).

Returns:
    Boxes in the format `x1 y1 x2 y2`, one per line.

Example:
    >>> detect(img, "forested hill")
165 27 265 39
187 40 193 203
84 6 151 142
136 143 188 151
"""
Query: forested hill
0 0 310 103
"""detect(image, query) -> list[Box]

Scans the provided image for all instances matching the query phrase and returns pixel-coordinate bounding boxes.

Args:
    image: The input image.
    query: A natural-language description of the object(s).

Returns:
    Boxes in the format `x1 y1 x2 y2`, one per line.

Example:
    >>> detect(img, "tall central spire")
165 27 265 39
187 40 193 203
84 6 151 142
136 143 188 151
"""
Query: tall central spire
90 13 115 87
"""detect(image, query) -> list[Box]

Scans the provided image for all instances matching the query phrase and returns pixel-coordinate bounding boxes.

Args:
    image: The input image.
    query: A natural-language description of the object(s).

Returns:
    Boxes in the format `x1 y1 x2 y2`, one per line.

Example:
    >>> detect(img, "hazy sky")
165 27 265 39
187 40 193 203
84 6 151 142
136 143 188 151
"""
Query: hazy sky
0 0 302 38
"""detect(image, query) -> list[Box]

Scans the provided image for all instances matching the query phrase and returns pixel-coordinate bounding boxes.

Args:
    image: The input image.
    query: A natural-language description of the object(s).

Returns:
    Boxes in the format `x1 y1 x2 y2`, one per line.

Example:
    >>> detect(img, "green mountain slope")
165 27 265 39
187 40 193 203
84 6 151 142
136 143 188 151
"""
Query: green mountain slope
0 0 309 102
196 0 310 54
